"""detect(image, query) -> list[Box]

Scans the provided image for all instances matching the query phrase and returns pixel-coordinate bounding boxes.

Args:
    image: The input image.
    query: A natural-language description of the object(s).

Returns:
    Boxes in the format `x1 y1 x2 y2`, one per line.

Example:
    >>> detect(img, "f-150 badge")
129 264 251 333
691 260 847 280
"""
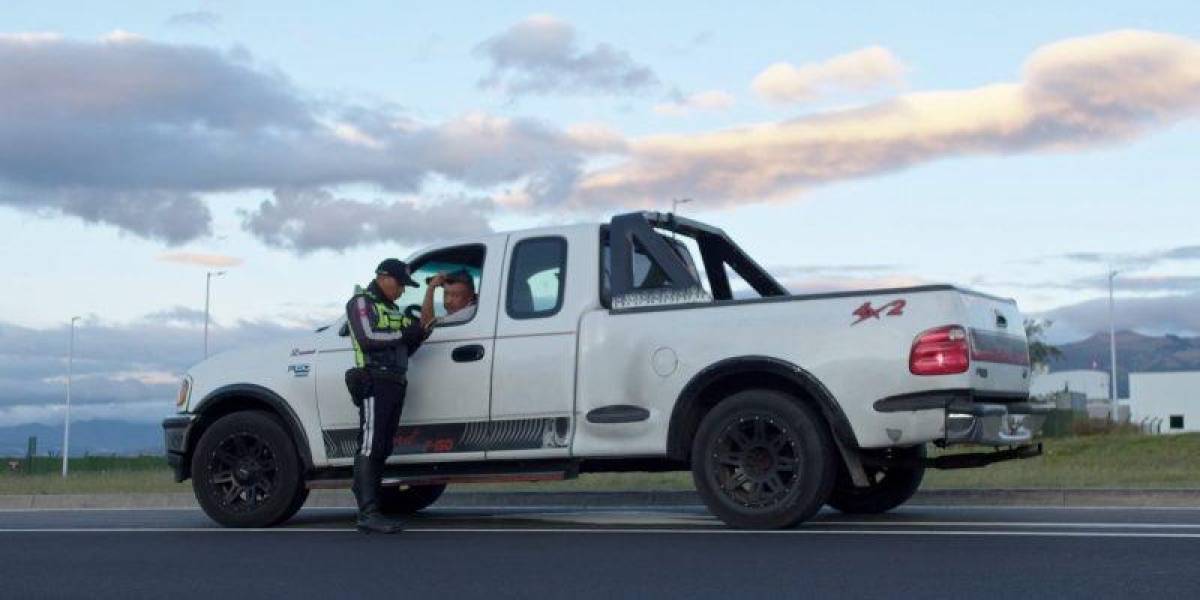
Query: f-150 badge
851 299 906 325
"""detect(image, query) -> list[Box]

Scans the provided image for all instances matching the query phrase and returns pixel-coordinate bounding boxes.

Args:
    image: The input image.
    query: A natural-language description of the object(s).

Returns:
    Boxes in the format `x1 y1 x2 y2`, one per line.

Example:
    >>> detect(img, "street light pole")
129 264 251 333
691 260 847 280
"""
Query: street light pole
62 316 80 478
1108 269 1119 423
204 271 225 358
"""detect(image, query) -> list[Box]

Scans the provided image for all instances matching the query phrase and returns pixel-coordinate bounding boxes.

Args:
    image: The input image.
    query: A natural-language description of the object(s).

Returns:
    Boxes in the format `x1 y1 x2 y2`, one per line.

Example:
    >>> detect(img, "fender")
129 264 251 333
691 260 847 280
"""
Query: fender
666 356 859 460
190 383 314 472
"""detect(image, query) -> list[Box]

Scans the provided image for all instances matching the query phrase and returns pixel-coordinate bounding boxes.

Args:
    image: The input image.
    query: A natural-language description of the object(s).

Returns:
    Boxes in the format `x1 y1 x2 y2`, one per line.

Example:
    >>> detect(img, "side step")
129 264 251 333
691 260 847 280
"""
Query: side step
305 459 578 490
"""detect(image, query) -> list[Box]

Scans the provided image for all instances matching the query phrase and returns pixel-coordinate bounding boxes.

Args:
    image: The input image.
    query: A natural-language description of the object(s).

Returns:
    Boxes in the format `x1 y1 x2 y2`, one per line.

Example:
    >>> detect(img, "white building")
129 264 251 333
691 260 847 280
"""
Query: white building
1030 370 1112 402
1128 371 1200 434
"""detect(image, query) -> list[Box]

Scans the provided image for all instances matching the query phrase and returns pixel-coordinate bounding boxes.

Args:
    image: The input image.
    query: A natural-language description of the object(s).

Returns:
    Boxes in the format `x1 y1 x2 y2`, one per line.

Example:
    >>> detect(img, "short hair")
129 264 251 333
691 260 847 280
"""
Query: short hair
443 269 476 295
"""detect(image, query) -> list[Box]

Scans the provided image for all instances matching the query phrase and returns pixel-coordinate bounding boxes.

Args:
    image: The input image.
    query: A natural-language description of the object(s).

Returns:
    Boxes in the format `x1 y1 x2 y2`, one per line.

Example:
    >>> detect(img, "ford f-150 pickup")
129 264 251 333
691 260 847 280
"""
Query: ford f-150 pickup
163 211 1048 529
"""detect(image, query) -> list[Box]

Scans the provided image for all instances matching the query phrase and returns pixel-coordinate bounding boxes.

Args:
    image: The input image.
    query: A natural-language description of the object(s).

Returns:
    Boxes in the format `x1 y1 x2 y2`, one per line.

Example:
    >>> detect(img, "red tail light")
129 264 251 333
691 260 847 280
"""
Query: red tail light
909 325 970 375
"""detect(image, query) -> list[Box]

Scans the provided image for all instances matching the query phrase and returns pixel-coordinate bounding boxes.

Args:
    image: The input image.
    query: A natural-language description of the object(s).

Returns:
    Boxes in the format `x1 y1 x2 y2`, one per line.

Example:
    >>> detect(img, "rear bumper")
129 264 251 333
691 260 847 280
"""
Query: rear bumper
874 389 1053 446
162 415 195 482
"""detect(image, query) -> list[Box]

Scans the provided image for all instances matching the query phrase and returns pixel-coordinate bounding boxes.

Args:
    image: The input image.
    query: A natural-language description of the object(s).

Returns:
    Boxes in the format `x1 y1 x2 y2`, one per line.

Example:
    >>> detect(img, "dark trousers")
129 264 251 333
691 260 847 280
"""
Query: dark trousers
356 375 406 469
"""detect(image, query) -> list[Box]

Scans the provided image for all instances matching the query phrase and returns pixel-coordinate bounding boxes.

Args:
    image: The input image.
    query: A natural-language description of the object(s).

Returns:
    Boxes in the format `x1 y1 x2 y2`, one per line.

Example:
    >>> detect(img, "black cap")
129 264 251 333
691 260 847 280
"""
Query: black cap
375 258 419 287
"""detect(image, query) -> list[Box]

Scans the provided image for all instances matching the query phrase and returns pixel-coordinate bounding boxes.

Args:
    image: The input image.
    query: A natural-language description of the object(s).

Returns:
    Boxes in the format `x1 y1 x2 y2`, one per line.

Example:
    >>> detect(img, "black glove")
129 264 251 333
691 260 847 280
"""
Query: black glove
402 319 429 353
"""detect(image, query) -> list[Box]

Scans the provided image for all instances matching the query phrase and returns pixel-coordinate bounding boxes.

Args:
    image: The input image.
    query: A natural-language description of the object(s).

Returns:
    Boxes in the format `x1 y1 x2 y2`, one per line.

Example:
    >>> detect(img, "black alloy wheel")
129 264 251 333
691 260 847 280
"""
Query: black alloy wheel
691 389 835 529
192 411 305 528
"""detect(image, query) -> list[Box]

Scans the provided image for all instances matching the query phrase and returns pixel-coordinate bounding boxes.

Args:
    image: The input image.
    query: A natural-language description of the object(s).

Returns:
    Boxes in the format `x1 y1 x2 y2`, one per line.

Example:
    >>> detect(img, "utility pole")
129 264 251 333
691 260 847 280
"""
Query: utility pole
204 271 226 358
62 316 80 478
1108 269 1119 423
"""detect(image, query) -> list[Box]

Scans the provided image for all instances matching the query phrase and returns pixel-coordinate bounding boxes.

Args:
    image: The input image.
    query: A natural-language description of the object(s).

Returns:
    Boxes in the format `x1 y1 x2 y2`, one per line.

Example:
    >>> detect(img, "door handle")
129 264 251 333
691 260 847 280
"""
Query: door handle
451 344 485 362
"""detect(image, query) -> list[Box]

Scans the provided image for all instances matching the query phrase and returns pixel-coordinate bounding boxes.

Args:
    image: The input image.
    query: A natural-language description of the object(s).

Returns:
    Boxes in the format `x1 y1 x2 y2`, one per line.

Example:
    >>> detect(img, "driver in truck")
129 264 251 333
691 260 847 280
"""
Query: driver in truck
344 258 428 534
420 269 477 328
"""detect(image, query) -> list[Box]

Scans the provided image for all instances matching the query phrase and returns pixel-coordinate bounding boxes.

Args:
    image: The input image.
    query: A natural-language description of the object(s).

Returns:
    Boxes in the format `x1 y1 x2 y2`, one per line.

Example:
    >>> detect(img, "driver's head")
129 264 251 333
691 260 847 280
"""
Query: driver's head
442 270 477 313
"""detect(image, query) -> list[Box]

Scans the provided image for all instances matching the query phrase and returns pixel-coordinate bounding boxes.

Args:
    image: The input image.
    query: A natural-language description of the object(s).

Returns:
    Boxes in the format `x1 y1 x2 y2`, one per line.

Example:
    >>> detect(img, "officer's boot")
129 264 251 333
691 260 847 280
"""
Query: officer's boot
352 455 405 534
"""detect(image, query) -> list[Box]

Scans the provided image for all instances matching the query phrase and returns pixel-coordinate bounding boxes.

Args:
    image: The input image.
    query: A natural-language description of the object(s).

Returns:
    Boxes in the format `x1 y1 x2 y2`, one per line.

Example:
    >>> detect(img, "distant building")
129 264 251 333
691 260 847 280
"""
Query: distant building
1128 371 1200 434
1031 369 1112 401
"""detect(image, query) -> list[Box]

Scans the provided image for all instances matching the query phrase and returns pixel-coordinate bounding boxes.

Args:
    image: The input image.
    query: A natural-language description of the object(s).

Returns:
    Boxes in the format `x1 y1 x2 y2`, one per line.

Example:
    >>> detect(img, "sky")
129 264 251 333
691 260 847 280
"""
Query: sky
0 1 1198 427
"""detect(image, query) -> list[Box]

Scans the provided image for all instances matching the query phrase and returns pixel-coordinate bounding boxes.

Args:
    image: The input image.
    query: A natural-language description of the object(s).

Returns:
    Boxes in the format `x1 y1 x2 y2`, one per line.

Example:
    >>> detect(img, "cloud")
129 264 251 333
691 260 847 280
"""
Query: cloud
4 29 1199 250
769 263 899 278
0 33 588 247
570 30 1200 211
239 188 494 253
752 46 907 104
1040 292 1200 340
1057 245 1200 270
782 274 929 295
654 90 736 116
158 252 244 268
165 10 221 29
0 312 317 425
1071 275 1200 293
475 15 658 96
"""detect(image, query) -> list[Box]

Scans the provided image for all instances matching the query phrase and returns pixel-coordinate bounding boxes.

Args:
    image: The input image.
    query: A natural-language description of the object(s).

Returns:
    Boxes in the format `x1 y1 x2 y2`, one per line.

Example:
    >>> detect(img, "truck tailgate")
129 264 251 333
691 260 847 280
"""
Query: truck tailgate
959 292 1031 396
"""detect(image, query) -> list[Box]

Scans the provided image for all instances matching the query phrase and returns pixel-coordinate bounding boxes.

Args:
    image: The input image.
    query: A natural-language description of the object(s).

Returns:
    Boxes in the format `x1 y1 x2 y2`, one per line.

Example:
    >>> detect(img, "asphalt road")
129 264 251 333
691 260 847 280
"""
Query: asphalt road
2 504 1200 599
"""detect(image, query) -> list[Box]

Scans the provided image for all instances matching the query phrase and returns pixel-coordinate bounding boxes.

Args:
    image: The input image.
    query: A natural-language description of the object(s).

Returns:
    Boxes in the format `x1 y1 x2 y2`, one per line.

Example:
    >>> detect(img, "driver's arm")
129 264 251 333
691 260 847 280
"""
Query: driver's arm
420 273 444 329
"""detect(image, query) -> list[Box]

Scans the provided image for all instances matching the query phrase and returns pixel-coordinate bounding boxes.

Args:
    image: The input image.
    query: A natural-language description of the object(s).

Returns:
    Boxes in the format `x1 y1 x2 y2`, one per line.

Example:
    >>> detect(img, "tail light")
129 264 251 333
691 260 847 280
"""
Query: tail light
909 325 970 375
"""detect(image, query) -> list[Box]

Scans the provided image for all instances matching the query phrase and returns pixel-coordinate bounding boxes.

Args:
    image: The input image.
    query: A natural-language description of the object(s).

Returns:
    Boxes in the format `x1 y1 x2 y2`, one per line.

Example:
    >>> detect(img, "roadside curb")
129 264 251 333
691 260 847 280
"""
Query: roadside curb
4 488 1200 510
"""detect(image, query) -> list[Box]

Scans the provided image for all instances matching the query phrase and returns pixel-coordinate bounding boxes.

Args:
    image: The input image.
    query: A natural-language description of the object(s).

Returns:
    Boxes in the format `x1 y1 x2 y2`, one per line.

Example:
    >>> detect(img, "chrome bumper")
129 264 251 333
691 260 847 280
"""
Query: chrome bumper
945 400 1053 446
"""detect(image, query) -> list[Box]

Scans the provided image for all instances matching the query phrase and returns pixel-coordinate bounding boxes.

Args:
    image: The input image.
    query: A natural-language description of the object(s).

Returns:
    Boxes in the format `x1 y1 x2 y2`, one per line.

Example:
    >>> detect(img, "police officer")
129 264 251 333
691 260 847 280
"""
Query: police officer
344 258 427 534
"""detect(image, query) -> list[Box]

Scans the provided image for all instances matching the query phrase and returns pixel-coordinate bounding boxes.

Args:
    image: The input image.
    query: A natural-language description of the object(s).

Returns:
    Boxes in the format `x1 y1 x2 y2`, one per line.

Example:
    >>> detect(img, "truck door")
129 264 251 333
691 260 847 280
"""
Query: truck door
313 237 506 465
488 231 588 458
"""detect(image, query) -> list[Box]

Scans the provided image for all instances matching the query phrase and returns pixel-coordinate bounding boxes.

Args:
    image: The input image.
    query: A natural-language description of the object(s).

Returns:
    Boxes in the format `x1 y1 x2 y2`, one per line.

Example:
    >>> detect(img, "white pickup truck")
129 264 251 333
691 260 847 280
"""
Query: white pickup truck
164 212 1047 529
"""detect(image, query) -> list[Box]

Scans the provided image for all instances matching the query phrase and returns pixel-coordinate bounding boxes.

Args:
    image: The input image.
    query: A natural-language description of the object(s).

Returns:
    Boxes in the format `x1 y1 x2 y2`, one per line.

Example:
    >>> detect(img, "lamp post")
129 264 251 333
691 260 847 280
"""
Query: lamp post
62 316 80 478
204 271 225 358
1108 269 1119 423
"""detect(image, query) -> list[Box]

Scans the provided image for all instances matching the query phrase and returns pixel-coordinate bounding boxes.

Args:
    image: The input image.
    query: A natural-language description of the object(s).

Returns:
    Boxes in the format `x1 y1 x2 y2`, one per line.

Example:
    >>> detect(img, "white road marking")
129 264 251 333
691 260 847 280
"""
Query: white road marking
0 527 1199 539
815 520 1200 530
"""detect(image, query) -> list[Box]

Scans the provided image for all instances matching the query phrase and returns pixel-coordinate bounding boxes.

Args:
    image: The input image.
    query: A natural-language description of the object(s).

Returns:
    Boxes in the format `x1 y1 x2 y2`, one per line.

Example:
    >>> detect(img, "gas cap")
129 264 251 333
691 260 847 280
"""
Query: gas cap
651 347 678 377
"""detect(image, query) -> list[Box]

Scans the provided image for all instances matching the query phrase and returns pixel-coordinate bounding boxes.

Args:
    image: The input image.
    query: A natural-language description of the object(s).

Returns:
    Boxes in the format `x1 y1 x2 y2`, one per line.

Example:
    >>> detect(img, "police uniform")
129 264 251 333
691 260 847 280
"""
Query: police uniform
344 260 425 533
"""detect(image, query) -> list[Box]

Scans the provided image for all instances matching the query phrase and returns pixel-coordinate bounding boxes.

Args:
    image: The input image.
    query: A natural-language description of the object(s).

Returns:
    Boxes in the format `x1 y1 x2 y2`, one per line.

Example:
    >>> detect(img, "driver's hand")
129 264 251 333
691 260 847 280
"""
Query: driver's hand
429 273 447 288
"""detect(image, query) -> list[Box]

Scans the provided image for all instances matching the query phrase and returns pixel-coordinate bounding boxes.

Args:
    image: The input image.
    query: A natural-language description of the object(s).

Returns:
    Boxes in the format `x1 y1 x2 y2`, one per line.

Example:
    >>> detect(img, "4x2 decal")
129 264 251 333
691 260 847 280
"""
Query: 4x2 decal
851 299 906 325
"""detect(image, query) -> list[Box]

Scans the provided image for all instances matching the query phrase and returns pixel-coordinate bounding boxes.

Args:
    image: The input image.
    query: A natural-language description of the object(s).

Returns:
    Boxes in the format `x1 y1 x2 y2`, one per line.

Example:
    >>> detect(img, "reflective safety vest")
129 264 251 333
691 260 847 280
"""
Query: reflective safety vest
349 284 414 370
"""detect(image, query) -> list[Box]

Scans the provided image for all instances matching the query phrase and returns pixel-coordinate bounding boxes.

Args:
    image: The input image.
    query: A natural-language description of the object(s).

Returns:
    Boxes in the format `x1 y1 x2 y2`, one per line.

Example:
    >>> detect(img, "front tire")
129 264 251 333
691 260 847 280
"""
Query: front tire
691 389 836 529
191 411 305 528
827 445 926 514
378 484 447 515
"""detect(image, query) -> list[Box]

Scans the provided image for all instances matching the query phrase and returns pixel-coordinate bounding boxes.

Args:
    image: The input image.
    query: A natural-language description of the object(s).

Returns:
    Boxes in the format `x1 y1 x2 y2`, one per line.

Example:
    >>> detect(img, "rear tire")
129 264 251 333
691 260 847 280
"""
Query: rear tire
690 389 836 529
191 411 305 528
378 483 447 515
827 445 926 514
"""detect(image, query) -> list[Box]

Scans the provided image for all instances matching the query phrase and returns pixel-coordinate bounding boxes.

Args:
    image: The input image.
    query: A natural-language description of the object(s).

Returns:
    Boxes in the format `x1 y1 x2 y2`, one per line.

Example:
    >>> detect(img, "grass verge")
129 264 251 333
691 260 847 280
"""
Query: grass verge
3 434 1198 495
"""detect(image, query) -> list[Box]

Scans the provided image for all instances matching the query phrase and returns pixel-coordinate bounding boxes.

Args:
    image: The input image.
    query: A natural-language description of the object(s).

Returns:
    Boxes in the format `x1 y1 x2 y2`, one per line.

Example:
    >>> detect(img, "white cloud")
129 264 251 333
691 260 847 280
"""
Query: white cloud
158 252 244 268
572 30 1200 211
753 46 907 104
654 90 736 116
474 14 658 96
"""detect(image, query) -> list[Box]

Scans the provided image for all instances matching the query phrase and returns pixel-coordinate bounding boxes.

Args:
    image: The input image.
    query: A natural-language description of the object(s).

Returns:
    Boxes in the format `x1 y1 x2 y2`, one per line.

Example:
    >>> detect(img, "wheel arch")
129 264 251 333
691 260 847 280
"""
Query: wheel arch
666 356 858 462
180 384 314 481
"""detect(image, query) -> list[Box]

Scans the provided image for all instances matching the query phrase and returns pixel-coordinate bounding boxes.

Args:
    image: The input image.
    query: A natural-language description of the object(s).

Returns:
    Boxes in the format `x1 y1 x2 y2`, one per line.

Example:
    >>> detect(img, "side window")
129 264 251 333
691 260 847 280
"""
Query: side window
401 245 486 325
507 237 566 319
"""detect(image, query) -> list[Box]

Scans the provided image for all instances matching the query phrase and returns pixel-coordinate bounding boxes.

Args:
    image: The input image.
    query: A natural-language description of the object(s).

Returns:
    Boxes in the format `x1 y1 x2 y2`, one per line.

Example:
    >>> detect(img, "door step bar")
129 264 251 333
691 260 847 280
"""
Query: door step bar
305 459 578 490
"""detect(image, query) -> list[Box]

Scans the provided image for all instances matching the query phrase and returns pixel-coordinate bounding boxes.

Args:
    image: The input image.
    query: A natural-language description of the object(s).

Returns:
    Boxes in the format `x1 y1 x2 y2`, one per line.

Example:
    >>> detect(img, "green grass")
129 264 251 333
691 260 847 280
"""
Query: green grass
4 434 1199 495
0 456 186 495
